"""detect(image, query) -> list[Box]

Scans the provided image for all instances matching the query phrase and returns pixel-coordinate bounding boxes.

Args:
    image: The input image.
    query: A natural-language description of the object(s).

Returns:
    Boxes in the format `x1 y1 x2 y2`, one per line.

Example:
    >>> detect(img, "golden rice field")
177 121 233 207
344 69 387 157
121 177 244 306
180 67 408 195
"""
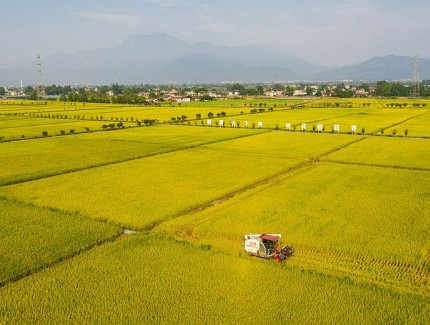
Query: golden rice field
0 98 429 324
0 132 355 229
0 197 121 285
1 234 429 324
0 125 261 185
207 107 426 133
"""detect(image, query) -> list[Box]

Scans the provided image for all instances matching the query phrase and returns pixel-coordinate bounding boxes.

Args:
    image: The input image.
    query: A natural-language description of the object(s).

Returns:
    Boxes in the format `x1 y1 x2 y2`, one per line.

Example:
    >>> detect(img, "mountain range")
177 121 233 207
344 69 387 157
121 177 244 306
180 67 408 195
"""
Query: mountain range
1 33 429 85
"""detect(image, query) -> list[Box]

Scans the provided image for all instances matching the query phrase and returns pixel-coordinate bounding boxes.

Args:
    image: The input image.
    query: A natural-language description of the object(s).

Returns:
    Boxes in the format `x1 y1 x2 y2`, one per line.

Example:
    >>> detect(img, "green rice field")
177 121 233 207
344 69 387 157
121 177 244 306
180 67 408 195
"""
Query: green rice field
1 98 429 324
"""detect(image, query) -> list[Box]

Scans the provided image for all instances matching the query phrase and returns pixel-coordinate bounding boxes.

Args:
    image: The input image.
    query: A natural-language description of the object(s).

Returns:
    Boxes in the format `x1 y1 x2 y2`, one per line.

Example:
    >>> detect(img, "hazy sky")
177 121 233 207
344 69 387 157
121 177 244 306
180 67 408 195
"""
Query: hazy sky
1 0 429 67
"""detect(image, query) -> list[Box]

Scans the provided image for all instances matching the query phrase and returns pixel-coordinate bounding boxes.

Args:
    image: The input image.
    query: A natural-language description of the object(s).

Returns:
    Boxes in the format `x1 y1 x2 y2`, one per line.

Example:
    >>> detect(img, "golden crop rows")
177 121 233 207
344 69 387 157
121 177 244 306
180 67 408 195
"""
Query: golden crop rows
1 99 429 323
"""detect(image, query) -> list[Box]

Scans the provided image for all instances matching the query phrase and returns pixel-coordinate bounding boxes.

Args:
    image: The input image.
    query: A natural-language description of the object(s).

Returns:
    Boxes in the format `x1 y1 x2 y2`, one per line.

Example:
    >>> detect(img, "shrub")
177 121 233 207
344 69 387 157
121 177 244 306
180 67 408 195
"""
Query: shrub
391 129 397 136
200 244 212 251
404 129 409 136
42 131 48 137
361 127 365 135
69 129 75 134
60 130 66 135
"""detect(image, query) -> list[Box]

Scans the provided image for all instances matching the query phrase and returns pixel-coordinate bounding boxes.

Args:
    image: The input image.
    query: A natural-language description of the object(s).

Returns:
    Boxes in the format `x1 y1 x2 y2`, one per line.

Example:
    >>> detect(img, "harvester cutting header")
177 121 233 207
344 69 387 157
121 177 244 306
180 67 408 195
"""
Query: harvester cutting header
243 234 294 263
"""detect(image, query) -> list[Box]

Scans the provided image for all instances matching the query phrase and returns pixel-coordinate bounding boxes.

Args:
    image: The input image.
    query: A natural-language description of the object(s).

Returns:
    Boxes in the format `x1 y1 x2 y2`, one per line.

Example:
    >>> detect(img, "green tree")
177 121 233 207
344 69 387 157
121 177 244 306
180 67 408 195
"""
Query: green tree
272 84 284 91
29 90 38 100
24 86 34 95
358 83 370 92
228 83 247 95
111 83 122 95
285 86 295 96
0 87 5 96
256 85 264 95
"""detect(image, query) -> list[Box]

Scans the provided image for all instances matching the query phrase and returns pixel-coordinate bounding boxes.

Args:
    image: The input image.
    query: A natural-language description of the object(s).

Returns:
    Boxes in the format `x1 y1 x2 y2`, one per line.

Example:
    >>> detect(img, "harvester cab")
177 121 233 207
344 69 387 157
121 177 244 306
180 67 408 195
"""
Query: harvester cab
243 234 293 263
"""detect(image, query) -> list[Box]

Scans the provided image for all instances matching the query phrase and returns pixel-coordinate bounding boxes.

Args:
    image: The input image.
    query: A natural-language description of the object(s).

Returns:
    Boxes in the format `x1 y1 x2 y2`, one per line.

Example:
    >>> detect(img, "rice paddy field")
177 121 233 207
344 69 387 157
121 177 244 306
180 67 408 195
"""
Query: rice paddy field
1 98 429 324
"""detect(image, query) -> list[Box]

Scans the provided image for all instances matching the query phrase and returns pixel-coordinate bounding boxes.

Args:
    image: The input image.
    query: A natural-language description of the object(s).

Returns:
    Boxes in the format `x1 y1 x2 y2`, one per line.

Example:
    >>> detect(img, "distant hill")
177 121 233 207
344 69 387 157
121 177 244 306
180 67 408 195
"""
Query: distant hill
0 34 428 85
0 33 321 85
314 55 430 81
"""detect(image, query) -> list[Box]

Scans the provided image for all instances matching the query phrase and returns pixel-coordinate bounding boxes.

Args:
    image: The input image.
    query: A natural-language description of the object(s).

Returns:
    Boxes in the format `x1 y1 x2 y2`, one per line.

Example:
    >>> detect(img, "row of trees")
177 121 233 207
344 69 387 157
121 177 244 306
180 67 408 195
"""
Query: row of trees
61 92 153 105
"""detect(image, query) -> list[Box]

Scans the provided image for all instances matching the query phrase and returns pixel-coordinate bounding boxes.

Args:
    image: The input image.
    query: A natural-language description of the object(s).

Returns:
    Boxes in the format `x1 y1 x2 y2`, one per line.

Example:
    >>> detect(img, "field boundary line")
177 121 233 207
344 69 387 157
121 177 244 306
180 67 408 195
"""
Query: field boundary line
323 159 430 172
147 162 318 233
0 230 123 288
153 137 368 233
376 110 430 135
168 166 317 238
0 129 270 187
0 118 79 130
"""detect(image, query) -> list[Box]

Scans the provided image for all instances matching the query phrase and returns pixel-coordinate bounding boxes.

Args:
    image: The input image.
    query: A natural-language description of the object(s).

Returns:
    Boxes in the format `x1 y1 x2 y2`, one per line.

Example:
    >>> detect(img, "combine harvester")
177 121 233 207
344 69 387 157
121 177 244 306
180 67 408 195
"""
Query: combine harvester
243 234 294 263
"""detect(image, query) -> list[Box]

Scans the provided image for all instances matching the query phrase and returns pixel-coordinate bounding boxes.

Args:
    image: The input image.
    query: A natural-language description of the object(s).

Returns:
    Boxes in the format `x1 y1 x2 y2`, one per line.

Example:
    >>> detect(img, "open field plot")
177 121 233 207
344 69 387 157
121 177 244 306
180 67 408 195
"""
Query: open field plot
308 98 430 108
69 105 251 123
0 133 355 229
0 197 121 285
195 131 359 160
0 99 303 124
0 125 261 185
0 146 294 229
204 107 373 129
1 233 428 324
0 114 78 129
317 108 426 135
0 118 136 141
1 99 429 323
158 162 430 295
0 101 59 114
394 110 430 137
0 101 122 114
37 103 297 124
323 136 430 169
0 115 86 139
183 98 305 108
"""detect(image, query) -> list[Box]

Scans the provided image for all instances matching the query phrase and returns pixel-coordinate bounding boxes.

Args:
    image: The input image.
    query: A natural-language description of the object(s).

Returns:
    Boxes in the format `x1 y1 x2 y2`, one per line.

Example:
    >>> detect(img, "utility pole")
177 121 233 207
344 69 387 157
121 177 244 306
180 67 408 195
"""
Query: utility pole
36 54 46 98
